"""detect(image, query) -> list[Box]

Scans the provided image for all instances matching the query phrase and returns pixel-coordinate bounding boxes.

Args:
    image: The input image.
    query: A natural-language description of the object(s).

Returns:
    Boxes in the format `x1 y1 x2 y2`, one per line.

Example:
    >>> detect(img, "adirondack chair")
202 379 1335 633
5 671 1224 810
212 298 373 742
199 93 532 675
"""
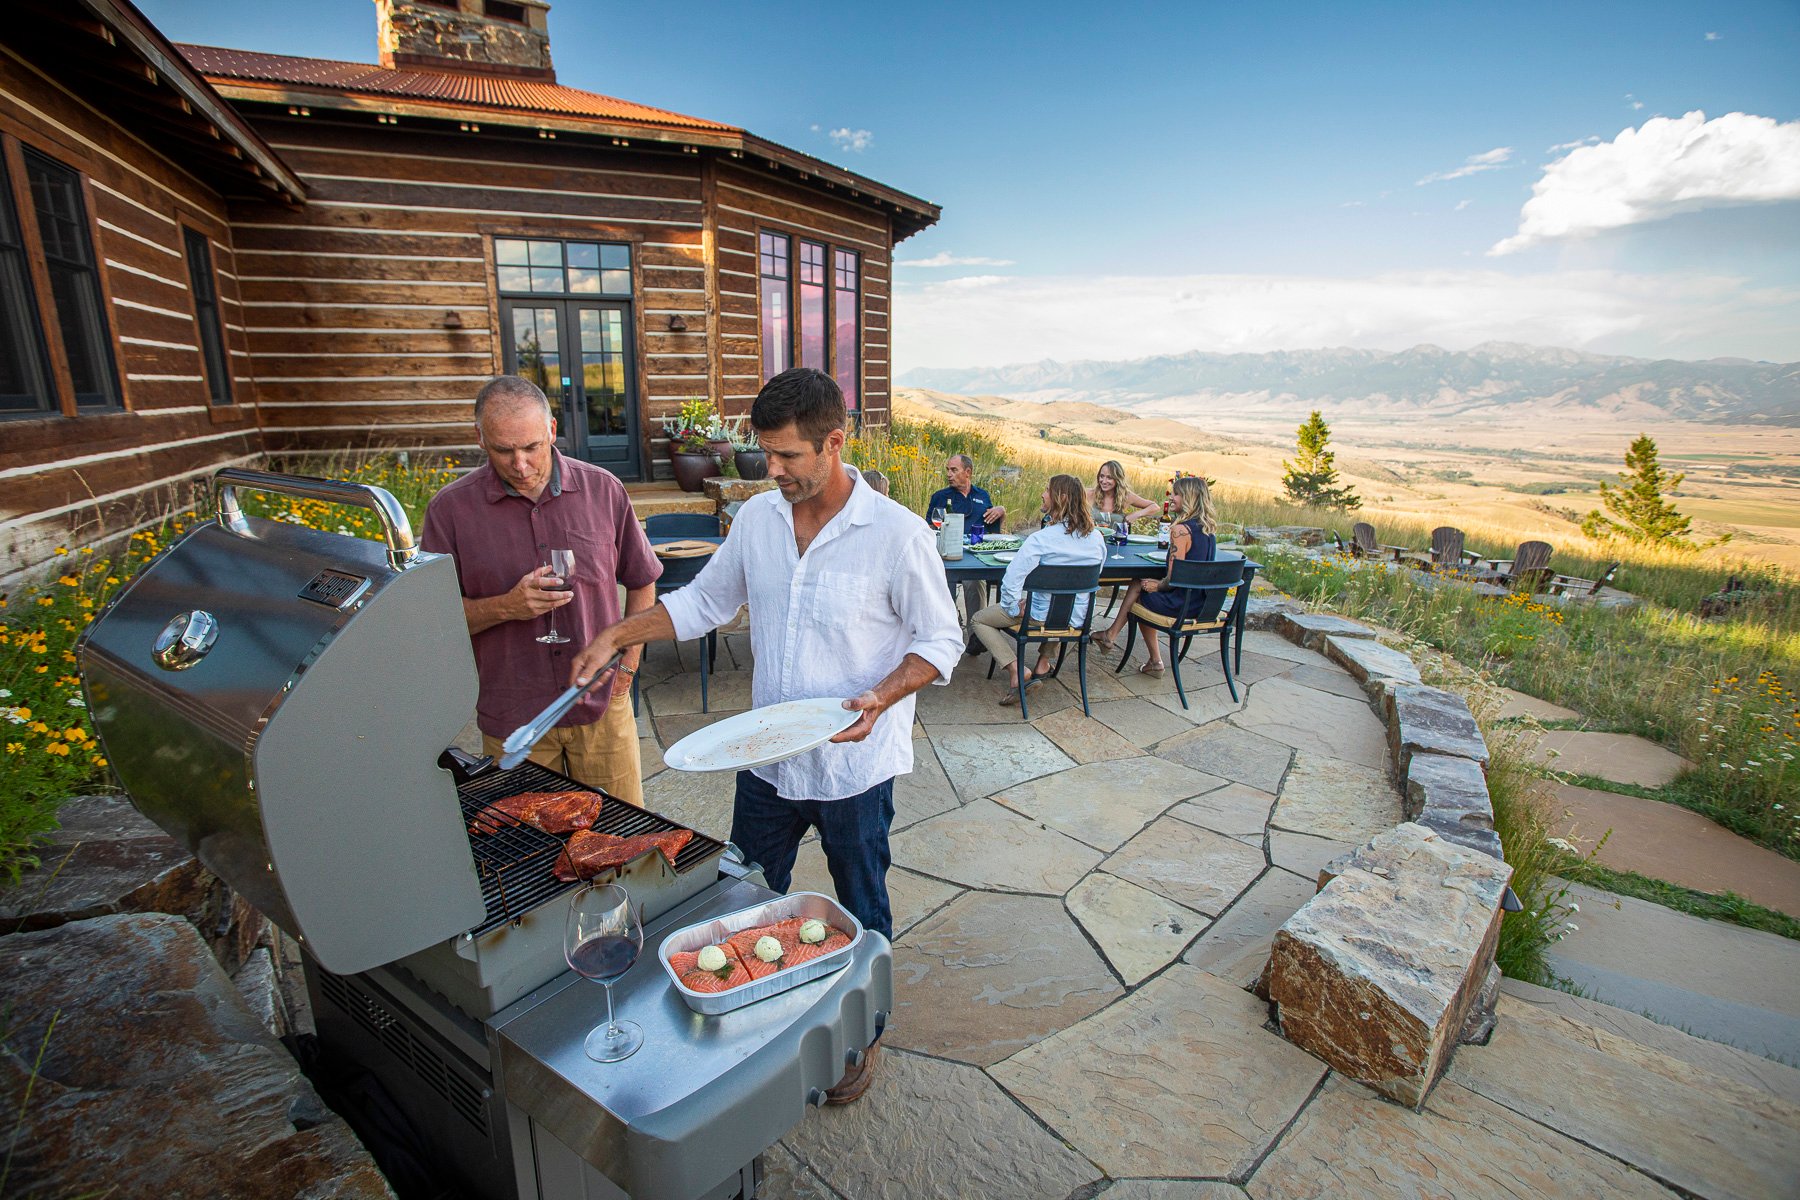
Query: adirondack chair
1547 561 1620 597
1401 526 1476 572
1471 541 1554 591
1334 522 1409 560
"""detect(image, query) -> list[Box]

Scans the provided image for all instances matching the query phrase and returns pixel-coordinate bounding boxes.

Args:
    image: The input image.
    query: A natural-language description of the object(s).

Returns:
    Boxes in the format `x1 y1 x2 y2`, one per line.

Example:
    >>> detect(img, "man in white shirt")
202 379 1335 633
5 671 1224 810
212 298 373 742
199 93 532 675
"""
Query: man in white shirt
570 368 962 1100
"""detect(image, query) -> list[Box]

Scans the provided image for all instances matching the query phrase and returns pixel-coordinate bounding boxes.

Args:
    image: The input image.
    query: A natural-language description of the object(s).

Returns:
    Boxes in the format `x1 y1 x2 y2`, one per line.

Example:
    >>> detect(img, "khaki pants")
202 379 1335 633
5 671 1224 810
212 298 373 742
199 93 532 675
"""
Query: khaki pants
483 690 643 806
971 603 1025 668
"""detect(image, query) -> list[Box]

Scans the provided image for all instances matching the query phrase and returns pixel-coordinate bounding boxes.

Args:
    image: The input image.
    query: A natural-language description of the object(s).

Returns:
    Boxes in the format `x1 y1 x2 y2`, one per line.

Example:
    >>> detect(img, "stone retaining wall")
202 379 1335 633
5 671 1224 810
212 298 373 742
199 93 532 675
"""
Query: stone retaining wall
1258 606 1514 1109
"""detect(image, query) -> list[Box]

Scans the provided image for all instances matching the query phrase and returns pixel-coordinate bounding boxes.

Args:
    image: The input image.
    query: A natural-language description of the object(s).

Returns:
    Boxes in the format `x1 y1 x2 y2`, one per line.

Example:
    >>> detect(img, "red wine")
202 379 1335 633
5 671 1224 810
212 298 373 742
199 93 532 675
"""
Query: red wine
570 935 638 981
543 581 574 593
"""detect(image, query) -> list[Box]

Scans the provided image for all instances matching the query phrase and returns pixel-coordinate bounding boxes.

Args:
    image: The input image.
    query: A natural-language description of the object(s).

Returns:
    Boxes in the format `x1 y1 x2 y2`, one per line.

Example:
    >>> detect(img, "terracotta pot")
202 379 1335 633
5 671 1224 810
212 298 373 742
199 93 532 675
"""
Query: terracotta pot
733 449 769 480
671 450 721 492
704 437 734 461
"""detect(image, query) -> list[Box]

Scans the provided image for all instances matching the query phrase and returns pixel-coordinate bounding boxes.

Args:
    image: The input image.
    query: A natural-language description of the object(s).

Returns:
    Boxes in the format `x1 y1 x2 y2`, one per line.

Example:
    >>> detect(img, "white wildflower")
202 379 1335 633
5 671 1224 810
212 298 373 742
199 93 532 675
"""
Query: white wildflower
0 688 10 698
66 697 85 708
1565 922 1579 932
1568 902 1579 913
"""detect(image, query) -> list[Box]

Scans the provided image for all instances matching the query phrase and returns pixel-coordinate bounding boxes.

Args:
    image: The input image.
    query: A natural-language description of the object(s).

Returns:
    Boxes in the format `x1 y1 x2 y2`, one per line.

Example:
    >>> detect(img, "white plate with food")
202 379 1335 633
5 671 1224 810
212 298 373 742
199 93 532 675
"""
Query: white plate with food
664 697 861 772
988 551 1017 562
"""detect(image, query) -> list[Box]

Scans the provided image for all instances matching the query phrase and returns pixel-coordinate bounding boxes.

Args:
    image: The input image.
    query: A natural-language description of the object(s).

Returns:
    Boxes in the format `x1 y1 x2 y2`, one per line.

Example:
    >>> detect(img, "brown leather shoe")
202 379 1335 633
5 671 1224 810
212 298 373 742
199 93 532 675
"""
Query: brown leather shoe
825 1044 880 1105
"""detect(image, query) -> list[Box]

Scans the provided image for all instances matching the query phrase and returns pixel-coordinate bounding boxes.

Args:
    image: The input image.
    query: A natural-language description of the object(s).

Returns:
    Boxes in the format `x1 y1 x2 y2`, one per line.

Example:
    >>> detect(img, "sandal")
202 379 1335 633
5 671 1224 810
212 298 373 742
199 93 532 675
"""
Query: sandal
1091 633 1118 653
997 689 1020 707
1138 662 1166 676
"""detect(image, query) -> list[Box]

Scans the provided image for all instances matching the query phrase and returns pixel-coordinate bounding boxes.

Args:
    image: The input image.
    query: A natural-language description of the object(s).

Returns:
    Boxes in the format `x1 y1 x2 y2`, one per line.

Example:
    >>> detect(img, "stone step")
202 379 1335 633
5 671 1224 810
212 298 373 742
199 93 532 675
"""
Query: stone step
626 484 713 520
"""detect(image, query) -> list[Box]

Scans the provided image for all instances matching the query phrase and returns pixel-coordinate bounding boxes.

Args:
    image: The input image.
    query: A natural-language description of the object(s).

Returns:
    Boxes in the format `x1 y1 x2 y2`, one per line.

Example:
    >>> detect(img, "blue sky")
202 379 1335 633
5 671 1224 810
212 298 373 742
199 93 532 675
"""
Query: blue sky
141 0 1800 369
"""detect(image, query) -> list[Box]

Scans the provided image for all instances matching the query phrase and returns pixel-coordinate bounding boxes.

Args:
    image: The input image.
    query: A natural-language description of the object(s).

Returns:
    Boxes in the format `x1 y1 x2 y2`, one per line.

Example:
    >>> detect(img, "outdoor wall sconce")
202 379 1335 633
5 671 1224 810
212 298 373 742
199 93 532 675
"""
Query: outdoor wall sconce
667 314 688 332
442 310 464 330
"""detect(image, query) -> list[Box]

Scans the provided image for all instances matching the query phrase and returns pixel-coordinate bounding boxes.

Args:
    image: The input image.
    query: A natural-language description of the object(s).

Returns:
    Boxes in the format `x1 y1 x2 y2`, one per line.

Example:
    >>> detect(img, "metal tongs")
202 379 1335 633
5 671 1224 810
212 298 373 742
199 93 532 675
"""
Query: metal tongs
497 652 623 770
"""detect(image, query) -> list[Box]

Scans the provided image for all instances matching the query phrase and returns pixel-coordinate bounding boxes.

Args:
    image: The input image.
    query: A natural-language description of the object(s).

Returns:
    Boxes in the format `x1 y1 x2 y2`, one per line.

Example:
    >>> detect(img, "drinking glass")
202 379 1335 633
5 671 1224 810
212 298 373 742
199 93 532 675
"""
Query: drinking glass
536 547 576 645
929 507 945 531
969 517 984 546
565 881 644 1062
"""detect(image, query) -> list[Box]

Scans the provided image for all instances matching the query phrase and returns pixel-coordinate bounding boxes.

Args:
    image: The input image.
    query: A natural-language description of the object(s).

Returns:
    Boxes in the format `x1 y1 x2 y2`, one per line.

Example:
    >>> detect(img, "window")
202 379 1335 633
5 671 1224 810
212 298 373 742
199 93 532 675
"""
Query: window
182 228 232 406
0 154 52 415
495 237 630 297
24 149 118 409
833 249 860 412
758 232 790 379
484 0 526 23
797 240 826 371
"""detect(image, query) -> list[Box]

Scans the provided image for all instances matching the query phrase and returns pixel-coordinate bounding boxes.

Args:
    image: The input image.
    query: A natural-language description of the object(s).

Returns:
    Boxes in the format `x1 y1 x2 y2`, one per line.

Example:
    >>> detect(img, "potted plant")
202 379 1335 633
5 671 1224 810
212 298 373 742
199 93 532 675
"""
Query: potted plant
664 399 723 492
727 417 768 480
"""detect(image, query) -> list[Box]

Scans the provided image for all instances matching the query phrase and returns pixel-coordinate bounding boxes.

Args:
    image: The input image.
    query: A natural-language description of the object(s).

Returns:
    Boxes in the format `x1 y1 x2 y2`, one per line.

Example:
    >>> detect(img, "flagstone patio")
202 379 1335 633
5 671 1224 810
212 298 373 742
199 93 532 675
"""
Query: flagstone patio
629 617 1800 1198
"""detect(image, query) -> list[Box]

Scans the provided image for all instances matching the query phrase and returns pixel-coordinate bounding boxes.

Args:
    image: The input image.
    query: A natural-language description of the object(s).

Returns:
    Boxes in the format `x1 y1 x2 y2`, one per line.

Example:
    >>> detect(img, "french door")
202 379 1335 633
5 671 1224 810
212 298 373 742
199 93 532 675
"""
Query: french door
500 299 640 480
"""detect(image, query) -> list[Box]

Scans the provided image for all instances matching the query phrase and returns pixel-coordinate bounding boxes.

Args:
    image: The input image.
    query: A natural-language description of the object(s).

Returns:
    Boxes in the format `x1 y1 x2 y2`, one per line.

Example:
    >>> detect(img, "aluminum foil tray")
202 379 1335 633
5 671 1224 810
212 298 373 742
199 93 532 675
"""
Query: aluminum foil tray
658 891 862 1016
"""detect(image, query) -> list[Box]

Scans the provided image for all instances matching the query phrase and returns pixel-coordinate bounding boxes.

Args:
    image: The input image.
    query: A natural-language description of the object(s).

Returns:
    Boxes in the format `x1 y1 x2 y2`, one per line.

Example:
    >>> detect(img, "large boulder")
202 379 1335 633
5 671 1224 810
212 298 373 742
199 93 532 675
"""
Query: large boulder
1385 685 1488 778
1273 611 1377 651
1405 752 1503 860
1322 634 1422 699
0 913 392 1199
1267 822 1513 1109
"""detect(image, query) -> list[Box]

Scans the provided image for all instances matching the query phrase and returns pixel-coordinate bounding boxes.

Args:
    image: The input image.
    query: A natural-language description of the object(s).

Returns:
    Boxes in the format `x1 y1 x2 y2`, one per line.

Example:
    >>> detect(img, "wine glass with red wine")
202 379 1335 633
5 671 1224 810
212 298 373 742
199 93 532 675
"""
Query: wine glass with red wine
565 881 643 1062
536 547 576 645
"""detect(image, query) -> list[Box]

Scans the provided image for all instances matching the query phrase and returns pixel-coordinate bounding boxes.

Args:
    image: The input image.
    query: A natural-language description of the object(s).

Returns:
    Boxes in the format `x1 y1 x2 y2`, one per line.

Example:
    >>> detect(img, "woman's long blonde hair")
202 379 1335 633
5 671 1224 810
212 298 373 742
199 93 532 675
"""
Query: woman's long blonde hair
1045 474 1095 536
1169 475 1216 535
1093 460 1129 512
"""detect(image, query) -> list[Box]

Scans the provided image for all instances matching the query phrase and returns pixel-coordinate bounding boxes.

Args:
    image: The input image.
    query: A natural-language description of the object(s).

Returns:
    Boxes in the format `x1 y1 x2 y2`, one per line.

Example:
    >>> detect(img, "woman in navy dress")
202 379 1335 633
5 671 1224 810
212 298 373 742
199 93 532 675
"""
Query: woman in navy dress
1092 475 1217 673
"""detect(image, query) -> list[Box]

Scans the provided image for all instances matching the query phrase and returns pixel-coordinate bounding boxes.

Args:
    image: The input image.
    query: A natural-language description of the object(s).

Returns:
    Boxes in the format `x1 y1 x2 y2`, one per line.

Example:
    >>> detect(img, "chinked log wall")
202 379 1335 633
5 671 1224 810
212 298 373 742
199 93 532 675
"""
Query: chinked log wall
0 49 260 578
231 118 894 478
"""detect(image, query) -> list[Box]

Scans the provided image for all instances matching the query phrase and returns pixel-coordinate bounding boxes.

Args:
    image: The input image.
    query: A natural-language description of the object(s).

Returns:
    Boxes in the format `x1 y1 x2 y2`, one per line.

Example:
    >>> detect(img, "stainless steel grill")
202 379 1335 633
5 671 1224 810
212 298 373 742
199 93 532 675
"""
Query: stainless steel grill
77 468 892 1200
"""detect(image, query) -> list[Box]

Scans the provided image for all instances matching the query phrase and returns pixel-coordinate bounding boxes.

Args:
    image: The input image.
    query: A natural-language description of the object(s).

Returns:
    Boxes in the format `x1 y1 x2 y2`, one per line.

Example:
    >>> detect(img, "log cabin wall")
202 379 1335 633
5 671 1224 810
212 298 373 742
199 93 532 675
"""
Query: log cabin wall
227 114 714 477
0 47 262 584
712 162 894 428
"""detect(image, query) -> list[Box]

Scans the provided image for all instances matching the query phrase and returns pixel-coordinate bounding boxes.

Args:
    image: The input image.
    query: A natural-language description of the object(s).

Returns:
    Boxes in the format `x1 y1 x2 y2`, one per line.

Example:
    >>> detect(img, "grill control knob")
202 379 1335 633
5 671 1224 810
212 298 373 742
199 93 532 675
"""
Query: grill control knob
152 610 218 671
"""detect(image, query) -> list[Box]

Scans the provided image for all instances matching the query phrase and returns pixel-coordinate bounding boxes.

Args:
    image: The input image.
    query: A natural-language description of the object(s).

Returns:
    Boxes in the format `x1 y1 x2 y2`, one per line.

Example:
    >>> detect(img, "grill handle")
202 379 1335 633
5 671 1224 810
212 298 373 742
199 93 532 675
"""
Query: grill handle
214 468 420 570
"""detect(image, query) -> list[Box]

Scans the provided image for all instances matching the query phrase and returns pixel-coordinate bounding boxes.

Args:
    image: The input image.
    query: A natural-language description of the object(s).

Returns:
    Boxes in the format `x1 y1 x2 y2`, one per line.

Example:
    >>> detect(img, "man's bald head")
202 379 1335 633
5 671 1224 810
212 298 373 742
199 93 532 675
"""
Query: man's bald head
475 375 553 428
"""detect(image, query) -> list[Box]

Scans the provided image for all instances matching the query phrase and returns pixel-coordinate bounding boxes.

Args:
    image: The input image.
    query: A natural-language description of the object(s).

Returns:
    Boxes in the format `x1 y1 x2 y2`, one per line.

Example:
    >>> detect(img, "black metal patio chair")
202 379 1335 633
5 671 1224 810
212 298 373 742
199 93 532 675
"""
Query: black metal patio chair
983 562 1105 720
1114 558 1247 708
644 512 722 712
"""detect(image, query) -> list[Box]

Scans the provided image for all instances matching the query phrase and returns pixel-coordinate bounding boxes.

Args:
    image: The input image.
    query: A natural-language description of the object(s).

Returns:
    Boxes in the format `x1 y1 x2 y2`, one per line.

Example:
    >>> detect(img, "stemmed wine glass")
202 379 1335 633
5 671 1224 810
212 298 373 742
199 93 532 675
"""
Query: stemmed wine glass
565 881 644 1062
929 506 945 531
536 547 576 645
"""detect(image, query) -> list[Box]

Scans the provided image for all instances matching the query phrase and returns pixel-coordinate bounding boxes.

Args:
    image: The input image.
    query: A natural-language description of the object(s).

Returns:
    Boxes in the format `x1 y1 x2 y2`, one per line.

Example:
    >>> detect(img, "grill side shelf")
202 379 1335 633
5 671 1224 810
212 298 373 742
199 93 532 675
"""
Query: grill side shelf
456 762 726 937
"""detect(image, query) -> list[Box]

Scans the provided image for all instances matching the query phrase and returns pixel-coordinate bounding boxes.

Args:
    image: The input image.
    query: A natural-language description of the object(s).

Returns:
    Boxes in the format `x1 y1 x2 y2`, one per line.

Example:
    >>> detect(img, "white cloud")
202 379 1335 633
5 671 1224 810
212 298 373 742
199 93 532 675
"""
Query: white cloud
896 252 1017 268
1547 136 1601 153
890 269 1800 371
1626 94 1645 110
1491 110 1800 255
1705 31 1721 41
828 127 872 152
1454 199 1473 211
1339 200 1366 208
1416 146 1513 186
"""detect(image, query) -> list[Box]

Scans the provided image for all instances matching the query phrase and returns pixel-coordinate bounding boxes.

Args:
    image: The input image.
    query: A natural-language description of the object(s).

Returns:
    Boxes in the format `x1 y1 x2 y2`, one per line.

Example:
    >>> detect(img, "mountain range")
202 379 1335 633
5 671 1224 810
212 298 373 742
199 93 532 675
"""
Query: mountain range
897 342 1800 426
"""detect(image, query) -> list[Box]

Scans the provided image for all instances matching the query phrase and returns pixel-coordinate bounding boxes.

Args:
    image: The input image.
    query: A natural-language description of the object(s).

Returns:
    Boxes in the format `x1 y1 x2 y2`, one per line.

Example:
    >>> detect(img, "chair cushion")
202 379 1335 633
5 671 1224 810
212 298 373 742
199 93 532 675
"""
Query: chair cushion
1129 603 1226 632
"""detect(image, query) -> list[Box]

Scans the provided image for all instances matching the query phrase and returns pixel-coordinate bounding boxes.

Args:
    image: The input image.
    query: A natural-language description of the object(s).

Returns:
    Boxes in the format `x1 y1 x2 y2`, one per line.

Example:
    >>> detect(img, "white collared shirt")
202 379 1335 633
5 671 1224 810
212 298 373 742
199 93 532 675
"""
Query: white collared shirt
659 467 963 801
998 523 1109 624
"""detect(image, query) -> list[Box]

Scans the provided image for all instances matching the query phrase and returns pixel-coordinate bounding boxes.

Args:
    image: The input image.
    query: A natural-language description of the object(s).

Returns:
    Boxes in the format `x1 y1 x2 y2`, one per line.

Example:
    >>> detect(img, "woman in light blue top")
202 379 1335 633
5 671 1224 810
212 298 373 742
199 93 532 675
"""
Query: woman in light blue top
970 474 1108 705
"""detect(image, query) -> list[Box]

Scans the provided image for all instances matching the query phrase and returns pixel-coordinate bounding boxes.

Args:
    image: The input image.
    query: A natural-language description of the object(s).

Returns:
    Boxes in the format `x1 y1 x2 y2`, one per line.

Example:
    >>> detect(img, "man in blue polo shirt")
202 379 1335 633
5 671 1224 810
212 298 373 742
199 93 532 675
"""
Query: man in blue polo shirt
927 453 1008 652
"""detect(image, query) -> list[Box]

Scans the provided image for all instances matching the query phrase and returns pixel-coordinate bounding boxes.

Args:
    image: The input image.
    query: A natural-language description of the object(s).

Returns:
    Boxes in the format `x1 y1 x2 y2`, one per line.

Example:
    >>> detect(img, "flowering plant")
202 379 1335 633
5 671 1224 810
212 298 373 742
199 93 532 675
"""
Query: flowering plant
663 398 723 454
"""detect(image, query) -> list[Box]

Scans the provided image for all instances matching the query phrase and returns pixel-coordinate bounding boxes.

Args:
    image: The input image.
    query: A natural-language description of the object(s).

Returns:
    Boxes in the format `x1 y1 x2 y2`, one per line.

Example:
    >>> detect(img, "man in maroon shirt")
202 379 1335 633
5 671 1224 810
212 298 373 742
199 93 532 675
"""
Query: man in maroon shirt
422 376 662 804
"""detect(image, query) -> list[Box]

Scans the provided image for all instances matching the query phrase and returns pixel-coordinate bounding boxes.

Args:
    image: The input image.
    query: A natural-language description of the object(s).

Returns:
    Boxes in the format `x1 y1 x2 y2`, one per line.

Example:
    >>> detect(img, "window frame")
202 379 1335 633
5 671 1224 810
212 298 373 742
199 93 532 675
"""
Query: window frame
756 226 862 413
20 144 121 413
0 145 54 418
181 225 233 407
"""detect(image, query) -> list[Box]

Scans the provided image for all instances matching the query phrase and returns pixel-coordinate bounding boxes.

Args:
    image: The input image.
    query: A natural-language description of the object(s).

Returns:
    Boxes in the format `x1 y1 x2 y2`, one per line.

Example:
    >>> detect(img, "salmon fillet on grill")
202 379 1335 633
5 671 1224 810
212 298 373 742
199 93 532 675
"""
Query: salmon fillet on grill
468 789 602 836
552 828 693 882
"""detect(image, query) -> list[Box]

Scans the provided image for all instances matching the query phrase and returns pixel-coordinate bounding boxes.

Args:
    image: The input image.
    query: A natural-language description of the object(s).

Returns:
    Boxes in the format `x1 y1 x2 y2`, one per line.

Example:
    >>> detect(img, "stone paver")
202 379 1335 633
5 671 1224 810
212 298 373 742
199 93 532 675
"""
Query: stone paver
1450 994 1800 1200
784 1049 1100 1200
1183 868 1318 989
1267 829 1352 884
1088 696 1196 746
1550 783 1800 916
1495 685 1580 722
651 708 746 750
918 669 1079 724
1530 729 1693 787
1322 634 1422 692
928 724 1076 801
638 736 664 781
1273 662 1367 701
891 800 1102 894
893 734 959 831
1144 682 1248 726
1270 752 1402 843
1249 1076 1676 1199
1031 706 1142 763
1066 872 1209 985
1273 610 1376 650
1238 629 1326 664
644 666 754 715
890 892 1122 1065
1105 817 1266 916
993 966 1328 1179
1232 677 1391 769
1170 782 1277 841
993 757 1225 851
1102 1184 1246 1199
639 763 736 841
1157 722 1293 793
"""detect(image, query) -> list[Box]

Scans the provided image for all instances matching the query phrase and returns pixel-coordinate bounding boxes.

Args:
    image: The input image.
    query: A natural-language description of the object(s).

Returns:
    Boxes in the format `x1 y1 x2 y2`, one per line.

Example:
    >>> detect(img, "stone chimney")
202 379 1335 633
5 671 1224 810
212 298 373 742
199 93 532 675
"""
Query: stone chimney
374 0 555 80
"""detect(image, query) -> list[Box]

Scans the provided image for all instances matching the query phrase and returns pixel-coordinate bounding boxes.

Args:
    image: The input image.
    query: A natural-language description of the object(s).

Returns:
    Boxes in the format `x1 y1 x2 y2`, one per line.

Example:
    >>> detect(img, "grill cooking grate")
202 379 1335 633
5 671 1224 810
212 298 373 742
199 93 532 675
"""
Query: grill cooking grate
457 760 725 936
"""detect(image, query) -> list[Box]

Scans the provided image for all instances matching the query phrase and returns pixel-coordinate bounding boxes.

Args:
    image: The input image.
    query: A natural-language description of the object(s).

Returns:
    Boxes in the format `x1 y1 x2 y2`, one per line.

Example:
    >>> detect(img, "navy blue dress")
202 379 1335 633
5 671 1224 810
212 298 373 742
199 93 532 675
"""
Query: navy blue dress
1139 519 1216 618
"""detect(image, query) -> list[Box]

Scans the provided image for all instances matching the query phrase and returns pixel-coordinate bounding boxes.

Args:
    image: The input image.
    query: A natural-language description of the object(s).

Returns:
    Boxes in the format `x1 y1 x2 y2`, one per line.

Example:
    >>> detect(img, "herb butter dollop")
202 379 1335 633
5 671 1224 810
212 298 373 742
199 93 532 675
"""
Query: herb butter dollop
696 944 728 972
798 919 828 944
753 935 783 962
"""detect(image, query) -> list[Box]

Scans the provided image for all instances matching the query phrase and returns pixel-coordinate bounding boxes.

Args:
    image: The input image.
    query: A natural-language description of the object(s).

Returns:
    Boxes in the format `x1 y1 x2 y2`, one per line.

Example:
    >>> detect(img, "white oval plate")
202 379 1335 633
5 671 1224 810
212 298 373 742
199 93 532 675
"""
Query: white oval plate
1125 533 1158 544
990 551 1017 562
664 697 861 773
1143 549 1168 562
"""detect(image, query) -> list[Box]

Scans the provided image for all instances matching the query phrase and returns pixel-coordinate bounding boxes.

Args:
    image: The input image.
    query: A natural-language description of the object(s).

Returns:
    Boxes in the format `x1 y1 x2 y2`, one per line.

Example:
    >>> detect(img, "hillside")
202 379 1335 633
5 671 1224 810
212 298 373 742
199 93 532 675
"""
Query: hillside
899 342 1800 426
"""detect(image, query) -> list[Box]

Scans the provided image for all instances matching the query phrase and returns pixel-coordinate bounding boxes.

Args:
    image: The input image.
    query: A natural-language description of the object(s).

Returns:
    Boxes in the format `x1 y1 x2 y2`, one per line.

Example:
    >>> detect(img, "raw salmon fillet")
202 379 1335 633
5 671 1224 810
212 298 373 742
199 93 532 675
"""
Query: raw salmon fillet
725 926 784 979
469 790 601 836
767 916 852 964
552 828 693 882
668 947 752 993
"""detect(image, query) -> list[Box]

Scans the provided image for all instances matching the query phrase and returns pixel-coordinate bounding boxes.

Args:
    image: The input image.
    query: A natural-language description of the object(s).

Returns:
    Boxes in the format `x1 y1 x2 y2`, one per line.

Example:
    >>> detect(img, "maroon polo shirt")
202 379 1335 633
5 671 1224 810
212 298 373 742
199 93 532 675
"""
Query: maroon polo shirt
421 452 661 737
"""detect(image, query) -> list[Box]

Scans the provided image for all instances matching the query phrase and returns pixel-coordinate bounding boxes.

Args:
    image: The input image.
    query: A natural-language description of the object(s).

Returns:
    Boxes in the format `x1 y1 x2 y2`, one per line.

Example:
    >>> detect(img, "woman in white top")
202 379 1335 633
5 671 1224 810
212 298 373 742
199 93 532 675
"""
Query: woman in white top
970 474 1109 705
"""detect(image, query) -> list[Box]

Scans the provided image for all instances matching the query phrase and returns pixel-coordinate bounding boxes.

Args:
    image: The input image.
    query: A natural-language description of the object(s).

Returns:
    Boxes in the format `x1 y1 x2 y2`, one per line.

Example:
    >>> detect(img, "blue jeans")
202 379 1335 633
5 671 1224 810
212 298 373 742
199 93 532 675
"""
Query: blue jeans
731 771 895 941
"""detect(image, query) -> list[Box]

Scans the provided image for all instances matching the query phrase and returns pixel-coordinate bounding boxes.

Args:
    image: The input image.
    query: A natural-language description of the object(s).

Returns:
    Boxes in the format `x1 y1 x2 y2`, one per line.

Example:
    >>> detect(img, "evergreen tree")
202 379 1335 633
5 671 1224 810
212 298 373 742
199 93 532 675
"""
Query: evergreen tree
1581 434 1693 546
1281 410 1361 510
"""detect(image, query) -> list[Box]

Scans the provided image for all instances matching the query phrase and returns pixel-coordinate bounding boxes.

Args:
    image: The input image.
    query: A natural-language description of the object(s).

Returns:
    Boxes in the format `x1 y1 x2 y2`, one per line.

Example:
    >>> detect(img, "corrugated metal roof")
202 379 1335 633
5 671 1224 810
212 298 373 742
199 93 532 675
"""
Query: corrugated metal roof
177 44 738 133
